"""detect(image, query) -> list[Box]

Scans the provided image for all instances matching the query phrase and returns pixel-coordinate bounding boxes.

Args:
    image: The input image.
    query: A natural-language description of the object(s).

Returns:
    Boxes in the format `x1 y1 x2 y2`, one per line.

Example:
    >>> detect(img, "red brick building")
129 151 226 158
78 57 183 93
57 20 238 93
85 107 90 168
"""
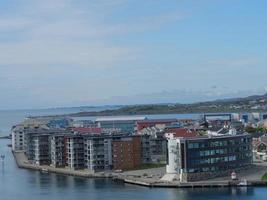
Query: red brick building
112 136 141 170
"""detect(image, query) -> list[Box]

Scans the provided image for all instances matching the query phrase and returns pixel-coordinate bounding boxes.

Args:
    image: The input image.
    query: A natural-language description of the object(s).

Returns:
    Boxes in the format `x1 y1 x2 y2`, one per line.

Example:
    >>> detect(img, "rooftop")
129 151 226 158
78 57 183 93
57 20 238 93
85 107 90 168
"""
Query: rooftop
95 116 147 122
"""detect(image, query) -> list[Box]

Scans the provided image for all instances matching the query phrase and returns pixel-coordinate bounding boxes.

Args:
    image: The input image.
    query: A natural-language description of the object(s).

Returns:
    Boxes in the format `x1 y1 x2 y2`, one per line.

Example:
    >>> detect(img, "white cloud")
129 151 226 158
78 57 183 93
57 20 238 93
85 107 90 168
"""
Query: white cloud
0 0 184 69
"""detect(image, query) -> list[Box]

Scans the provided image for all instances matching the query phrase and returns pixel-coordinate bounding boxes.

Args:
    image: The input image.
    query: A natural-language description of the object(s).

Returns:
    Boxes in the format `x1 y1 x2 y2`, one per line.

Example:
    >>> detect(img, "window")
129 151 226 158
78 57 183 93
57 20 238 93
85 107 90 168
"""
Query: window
188 143 194 149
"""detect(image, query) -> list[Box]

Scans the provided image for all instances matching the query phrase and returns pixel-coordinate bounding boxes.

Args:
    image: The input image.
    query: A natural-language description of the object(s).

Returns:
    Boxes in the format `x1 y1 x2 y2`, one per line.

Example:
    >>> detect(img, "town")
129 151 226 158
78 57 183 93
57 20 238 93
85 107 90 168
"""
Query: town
11 112 267 187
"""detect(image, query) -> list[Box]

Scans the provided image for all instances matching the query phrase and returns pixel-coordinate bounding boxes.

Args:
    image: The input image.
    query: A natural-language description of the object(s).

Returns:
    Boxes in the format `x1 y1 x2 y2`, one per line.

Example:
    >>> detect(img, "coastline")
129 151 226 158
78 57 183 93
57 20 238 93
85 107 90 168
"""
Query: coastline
13 151 267 188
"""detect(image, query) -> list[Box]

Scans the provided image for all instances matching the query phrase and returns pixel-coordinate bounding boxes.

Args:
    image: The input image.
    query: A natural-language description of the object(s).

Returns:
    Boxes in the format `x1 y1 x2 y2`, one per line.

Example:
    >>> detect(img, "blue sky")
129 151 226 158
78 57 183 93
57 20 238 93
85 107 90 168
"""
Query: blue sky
0 0 267 109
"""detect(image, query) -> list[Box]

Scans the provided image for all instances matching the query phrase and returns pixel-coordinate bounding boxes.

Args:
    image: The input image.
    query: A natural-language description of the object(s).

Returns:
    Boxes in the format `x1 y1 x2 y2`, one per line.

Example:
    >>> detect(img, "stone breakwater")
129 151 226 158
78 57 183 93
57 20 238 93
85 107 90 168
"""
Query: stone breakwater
13 151 267 188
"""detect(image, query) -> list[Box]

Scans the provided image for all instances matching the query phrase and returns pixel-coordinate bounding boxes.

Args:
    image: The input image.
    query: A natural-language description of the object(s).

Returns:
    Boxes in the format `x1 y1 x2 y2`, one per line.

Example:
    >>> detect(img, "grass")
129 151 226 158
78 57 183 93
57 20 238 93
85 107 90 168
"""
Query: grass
261 172 267 181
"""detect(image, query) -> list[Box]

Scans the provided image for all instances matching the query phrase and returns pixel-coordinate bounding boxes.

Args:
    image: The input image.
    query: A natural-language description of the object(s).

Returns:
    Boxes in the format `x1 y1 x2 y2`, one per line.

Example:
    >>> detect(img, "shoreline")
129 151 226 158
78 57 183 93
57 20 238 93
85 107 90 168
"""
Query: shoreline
13 151 267 188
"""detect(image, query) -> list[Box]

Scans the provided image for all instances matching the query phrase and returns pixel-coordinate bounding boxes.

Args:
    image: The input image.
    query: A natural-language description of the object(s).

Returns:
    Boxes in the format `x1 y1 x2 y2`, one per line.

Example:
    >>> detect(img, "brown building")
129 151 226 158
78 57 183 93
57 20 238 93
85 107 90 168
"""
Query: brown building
112 136 141 170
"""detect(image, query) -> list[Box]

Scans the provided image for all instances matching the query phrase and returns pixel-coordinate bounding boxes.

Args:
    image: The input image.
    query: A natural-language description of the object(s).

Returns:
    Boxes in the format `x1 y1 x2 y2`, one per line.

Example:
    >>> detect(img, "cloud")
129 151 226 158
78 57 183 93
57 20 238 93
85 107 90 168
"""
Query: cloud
0 0 184 69
0 41 137 67
207 58 258 69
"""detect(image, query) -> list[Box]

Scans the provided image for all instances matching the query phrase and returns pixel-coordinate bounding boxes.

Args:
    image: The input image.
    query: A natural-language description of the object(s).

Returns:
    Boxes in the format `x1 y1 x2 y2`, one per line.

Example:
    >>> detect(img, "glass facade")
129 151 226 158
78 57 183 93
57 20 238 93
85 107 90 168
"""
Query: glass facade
183 135 252 173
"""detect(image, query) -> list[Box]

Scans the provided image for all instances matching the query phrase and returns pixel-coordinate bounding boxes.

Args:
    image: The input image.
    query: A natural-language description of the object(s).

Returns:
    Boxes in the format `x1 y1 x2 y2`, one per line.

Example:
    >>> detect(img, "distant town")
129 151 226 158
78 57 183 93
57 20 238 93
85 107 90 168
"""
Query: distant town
11 109 267 187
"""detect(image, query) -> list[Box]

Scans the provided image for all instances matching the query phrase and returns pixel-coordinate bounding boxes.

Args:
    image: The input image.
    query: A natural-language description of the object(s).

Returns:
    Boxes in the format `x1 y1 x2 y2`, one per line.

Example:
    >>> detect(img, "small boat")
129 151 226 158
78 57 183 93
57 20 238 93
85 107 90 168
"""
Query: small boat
41 168 49 173
238 179 248 186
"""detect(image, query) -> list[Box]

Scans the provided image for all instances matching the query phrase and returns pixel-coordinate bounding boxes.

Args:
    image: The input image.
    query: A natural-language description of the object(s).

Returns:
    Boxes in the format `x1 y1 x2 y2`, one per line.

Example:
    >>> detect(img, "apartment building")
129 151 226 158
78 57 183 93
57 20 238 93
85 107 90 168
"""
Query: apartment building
112 136 141 170
141 134 167 164
26 133 51 165
50 134 67 167
84 136 113 171
66 135 85 170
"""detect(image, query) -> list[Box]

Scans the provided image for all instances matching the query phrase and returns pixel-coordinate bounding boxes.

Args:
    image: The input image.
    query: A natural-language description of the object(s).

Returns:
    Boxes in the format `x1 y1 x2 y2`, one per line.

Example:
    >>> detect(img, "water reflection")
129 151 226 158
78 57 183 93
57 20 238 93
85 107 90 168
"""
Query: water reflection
164 187 255 200
55 174 69 188
0 139 266 200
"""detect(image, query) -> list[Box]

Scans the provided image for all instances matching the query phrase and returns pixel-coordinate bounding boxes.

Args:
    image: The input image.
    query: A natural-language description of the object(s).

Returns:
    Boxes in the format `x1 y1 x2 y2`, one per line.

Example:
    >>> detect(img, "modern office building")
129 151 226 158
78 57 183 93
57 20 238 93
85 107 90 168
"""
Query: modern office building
166 133 253 182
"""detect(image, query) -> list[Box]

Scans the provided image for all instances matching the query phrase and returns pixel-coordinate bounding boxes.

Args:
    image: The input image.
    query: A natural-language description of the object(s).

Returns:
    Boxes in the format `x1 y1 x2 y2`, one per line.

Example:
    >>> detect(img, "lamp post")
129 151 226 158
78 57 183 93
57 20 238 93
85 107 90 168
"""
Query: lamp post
0 154 5 172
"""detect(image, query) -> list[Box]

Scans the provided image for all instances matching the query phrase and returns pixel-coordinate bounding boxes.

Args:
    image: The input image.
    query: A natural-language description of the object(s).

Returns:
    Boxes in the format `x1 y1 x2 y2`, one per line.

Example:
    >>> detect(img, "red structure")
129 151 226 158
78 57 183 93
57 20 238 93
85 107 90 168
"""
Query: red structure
71 127 102 134
165 128 198 138
112 136 141 170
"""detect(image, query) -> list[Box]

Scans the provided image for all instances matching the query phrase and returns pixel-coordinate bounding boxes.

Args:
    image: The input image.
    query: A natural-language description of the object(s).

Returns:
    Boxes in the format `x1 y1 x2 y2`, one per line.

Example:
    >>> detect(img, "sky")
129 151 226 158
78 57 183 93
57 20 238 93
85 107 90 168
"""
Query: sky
0 0 267 109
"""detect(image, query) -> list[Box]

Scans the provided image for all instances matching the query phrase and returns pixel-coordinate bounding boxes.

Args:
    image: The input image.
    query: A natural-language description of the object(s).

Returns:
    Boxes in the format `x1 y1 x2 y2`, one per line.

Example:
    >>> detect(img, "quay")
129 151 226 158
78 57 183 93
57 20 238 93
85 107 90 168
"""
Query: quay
13 151 113 178
13 151 267 188
118 178 267 188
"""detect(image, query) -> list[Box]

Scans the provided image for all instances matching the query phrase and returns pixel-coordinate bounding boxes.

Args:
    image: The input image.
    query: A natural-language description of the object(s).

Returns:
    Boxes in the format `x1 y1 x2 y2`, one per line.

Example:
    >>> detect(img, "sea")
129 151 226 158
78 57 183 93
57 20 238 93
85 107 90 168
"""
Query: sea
0 107 266 200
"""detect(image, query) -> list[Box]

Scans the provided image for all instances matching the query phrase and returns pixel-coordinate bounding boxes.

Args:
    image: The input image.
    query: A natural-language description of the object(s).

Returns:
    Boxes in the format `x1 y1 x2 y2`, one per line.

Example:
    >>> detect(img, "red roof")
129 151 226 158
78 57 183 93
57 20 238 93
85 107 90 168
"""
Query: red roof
71 127 102 134
165 128 198 138
136 119 177 131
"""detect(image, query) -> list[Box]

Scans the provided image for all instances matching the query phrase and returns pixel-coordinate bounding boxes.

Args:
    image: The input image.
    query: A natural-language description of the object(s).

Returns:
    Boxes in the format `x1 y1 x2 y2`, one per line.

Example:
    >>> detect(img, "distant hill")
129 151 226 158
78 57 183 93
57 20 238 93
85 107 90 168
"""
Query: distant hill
69 93 267 117
211 93 267 103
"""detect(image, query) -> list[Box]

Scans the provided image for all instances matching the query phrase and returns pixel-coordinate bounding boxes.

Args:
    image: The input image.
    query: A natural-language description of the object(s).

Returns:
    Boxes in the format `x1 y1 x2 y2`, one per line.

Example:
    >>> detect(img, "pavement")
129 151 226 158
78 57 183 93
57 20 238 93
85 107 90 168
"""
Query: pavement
13 151 267 185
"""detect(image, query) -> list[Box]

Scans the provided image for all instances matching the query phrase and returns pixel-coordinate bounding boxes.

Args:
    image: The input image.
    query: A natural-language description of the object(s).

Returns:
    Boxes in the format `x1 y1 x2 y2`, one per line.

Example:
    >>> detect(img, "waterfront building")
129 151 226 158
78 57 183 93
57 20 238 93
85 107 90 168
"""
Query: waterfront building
84 136 113 171
11 124 28 151
166 132 253 182
95 116 147 133
26 133 51 165
11 124 50 151
50 134 67 167
66 135 85 170
112 136 141 170
25 129 70 166
140 130 167 164
66 134 142 171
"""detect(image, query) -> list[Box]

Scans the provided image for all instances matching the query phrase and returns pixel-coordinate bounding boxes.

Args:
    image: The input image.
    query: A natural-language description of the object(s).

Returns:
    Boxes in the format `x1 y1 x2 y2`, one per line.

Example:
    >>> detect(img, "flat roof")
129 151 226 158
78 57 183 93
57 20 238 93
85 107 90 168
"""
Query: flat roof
176 133 251 141
136 119 177 123
95 116 147 122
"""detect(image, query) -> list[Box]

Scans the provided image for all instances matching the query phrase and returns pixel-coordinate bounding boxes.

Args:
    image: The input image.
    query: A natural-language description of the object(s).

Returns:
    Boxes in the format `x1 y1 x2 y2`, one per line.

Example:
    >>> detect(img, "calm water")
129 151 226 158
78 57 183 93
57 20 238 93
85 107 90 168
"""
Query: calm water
0 108 266 200
0 107 201 136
